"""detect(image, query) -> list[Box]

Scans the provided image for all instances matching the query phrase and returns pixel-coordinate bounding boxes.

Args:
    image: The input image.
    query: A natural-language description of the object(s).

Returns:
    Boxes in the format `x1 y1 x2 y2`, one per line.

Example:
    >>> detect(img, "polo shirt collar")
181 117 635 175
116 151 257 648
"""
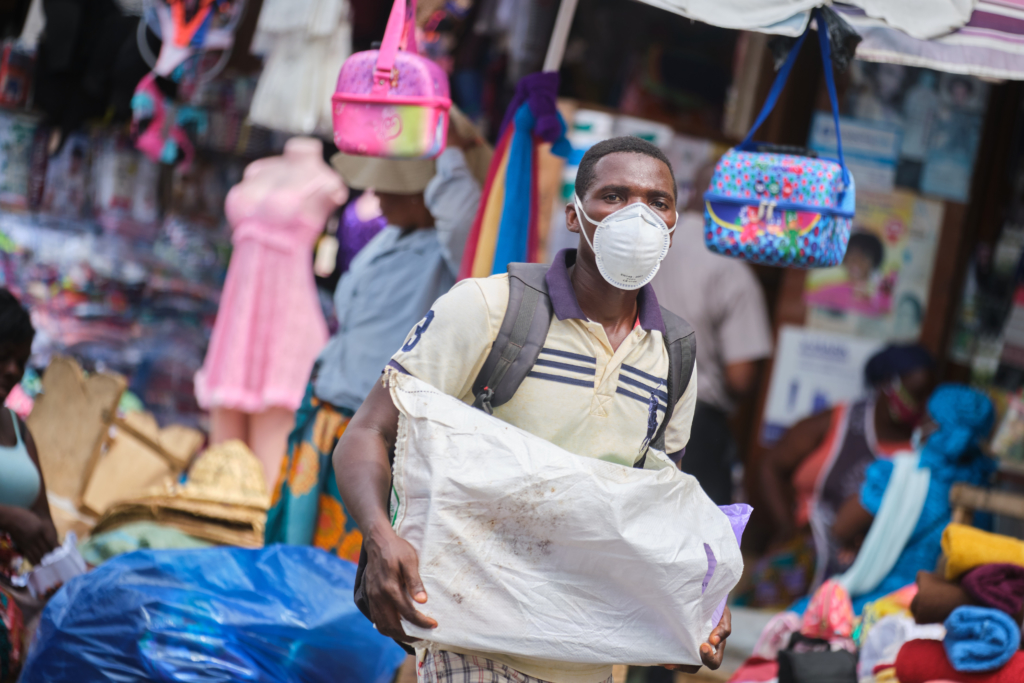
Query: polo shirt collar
544 248 666 334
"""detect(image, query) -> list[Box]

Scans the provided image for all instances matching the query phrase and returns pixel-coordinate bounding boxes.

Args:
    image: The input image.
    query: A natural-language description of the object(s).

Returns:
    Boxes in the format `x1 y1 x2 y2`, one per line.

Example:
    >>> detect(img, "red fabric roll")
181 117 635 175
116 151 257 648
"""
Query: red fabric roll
895 639 1024 683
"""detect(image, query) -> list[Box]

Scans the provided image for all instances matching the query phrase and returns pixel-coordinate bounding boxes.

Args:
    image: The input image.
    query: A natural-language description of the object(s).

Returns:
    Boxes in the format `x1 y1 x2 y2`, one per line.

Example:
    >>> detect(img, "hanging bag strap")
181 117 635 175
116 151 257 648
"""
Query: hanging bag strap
737 8 849 188
169 0 217 48
373 0 419 95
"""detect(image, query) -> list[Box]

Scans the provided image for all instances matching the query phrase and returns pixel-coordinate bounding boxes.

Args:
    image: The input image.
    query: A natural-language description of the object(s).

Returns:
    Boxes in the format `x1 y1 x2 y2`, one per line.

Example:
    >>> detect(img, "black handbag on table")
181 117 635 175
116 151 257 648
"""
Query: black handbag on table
777 633 858 683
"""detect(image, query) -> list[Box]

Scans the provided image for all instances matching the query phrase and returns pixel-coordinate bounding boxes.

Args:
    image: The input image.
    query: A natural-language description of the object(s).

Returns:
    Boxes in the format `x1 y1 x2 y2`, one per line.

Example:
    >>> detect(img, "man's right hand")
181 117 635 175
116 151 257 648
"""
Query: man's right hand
364 523 438 642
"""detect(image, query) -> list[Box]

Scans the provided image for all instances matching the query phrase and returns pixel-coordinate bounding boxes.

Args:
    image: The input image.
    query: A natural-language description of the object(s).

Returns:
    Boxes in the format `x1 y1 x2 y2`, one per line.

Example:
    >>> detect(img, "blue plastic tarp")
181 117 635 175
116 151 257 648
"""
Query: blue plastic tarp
21 544 406 683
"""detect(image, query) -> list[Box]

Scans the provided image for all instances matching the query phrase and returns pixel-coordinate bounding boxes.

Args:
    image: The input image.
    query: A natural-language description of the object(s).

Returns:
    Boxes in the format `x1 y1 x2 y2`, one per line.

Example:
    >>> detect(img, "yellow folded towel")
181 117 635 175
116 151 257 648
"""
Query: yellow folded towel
874 667 899 683
942 523 1024 580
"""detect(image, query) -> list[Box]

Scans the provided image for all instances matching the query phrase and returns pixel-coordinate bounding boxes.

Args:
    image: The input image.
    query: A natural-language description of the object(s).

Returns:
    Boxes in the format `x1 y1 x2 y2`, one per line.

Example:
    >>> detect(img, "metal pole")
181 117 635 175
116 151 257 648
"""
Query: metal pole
542 0 581 72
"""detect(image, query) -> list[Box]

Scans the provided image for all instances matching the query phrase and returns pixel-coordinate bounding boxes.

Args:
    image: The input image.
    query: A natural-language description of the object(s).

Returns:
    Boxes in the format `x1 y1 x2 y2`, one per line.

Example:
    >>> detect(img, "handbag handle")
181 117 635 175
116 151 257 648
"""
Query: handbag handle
738 9 849 187
373 0 419 94
785 632 832 652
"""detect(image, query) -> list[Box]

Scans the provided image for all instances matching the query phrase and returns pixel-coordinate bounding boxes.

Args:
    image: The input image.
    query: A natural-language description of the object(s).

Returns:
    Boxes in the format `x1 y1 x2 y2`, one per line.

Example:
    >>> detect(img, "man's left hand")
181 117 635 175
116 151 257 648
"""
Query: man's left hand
661 607 732 674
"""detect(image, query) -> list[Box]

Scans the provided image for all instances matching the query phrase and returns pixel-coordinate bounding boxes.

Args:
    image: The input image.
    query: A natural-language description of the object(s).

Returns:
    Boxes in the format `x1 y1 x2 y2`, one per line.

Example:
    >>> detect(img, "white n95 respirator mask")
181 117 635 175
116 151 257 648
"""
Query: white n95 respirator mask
573 194 676 290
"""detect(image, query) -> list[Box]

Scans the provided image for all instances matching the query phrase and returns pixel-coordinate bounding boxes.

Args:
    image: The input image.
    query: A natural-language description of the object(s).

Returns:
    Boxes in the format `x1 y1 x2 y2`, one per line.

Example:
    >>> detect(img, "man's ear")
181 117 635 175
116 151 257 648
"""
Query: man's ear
566 202 581 234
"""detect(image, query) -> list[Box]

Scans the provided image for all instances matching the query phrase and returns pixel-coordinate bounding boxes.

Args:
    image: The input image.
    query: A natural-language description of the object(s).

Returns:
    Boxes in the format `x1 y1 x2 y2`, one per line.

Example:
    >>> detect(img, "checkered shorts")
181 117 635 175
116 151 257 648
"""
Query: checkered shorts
417 649 613 683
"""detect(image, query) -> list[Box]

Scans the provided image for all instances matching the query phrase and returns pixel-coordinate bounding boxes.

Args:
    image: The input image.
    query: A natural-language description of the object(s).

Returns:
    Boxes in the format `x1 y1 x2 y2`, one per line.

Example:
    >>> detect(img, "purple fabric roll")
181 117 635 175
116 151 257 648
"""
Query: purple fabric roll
961 563 1024 617
498 71 562 144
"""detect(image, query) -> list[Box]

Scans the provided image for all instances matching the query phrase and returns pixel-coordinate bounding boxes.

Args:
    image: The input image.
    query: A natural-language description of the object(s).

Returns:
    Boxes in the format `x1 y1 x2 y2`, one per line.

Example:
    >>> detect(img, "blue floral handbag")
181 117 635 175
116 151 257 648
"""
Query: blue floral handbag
704 9 855 268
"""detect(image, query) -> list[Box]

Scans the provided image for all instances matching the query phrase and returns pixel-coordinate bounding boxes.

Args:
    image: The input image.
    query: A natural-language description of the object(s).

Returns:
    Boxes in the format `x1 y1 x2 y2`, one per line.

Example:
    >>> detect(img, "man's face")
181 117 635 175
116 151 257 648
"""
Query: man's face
377 191 432 230
567 152 678 258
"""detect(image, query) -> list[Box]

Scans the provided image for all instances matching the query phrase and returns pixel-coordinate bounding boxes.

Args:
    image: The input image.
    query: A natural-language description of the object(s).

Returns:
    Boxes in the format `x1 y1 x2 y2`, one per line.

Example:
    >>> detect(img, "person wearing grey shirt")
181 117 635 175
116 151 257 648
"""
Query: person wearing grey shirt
651 160 773 505
265 129 481 559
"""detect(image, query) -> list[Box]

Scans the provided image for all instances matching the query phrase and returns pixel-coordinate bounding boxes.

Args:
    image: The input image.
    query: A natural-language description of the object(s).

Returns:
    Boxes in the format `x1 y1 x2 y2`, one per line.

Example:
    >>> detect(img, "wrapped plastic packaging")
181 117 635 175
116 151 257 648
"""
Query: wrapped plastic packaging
21 545 406 683
389 372 745 666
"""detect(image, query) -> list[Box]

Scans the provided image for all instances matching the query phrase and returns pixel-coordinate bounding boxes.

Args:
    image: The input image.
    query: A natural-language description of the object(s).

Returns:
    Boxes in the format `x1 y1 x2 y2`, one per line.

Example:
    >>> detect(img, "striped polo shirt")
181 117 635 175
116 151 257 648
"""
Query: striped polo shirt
388 249 698 683
389 248 697 469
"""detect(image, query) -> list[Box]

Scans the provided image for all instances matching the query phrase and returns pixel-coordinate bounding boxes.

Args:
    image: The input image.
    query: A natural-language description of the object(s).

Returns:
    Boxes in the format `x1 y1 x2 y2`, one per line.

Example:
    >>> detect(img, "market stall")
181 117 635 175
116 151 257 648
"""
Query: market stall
2 0 1024 680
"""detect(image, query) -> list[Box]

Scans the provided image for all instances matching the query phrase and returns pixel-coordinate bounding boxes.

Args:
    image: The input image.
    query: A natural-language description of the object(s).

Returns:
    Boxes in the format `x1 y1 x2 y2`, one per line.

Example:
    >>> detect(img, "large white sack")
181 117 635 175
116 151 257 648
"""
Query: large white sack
389 373 744 666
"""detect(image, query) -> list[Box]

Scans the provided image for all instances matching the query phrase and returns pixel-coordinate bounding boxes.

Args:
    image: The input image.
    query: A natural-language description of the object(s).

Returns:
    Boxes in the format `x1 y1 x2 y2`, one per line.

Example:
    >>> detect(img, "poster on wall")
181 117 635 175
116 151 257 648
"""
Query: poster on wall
843 63 988 203
809 112 901 194
804 189 943 341
760 326 884 446
919 74 988 201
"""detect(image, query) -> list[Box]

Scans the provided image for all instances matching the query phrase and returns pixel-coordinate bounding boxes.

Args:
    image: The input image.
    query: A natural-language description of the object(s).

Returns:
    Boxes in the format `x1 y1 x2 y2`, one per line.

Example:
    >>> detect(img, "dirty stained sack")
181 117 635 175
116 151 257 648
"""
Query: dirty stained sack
389 373 744 666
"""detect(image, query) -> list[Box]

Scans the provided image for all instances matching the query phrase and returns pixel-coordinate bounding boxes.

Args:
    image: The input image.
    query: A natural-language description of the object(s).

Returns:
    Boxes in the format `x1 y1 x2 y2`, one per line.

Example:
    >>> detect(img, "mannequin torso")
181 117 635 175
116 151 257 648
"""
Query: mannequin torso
196 137 349 489
227 137 347 236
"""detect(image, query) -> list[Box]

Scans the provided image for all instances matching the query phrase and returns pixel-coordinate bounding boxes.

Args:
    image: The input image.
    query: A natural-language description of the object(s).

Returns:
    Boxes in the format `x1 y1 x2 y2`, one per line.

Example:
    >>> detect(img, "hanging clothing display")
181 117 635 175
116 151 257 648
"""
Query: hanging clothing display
130 73 207 169
142 0 247 77
836 2 1024 81
248 0 352 136
34 0 139 140
194 140 345 415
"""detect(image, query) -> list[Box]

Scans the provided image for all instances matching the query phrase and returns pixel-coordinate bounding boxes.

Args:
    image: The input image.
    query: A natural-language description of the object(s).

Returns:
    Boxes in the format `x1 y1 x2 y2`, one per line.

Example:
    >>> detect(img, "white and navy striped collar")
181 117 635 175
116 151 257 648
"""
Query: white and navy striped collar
544 249 666 334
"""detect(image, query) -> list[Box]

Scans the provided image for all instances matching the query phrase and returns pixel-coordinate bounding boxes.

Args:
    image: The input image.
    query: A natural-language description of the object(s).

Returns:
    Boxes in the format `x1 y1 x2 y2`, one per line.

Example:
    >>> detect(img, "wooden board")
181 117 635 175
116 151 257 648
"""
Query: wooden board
27 357 125 502
80 412 182 517
951 483 1024 523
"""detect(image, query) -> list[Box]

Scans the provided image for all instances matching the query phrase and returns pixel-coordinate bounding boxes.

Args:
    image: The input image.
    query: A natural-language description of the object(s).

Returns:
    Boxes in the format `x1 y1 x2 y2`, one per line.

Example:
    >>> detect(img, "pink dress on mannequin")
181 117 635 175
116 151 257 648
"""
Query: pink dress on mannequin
195 137 346 488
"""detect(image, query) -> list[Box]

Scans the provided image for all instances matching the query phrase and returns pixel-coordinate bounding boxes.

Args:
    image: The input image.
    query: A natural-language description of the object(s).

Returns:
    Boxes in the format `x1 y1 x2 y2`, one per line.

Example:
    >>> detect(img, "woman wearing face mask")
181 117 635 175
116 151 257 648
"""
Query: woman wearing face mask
832 384 996 612
743 345 934 608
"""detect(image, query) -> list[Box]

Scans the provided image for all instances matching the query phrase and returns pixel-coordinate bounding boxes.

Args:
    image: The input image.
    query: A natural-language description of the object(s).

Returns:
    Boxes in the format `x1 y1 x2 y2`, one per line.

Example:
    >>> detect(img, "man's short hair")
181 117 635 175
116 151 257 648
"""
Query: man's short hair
574 136 677 201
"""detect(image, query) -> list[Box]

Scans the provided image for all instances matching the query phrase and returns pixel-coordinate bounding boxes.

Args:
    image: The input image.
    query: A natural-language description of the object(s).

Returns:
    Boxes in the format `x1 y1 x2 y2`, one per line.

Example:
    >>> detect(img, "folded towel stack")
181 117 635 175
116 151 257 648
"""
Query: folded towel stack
911 570 977 624
942 525 1024 581
961 564 1024 618
896 639 1024 683
944 606 1021 673
897 525 1024 681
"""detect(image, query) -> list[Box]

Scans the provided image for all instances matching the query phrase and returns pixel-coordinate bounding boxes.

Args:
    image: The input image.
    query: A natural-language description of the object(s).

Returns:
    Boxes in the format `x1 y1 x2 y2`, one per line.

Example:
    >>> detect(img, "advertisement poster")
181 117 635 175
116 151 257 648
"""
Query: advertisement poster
805 190 943 341
761 326 884 446
809 112 901 193
844 64 988 202
919 75 988 202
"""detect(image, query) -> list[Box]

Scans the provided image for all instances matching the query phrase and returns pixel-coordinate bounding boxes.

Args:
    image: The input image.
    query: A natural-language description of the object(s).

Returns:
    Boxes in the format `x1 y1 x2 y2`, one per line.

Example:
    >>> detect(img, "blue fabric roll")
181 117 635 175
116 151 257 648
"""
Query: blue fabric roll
943 605 1021 673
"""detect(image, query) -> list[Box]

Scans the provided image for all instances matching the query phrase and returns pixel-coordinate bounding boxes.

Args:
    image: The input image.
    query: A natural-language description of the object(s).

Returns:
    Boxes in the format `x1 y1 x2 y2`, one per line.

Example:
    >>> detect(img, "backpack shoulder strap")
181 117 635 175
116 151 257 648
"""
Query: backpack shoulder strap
471 263 553 414
638 306 696 466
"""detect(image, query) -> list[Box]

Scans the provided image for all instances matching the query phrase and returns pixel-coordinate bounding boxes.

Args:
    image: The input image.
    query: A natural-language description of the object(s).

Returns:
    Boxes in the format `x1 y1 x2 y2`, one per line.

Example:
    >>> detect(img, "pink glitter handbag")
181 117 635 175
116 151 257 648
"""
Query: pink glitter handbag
332 0 451 159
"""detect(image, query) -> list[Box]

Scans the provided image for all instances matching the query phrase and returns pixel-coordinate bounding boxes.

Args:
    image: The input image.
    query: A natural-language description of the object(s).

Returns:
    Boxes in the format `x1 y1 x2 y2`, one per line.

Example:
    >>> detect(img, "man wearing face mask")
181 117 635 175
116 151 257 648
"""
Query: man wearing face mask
334 137 730 682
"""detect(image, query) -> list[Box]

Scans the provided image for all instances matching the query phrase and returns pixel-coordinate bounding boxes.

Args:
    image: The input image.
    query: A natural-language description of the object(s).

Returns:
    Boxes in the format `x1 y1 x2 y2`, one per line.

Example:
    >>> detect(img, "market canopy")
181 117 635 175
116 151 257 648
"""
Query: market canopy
837 2 1024 81
632 0 975 39
546 0 1024 81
